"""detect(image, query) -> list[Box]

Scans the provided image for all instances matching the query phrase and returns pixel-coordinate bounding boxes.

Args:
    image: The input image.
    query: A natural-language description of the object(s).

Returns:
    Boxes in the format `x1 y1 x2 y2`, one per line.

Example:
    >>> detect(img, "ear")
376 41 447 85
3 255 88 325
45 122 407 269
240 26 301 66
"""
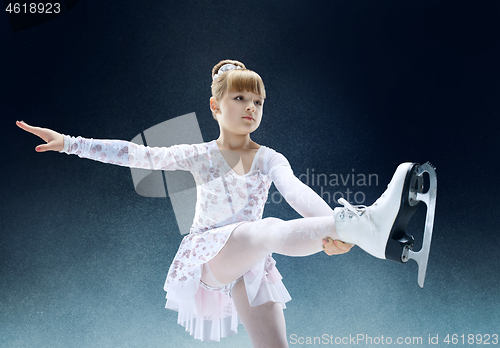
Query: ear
210 97 220 114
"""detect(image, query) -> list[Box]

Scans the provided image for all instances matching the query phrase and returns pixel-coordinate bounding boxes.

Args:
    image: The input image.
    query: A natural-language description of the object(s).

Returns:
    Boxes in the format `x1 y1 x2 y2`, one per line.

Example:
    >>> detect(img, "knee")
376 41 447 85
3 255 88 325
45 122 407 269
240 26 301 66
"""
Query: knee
248 217 284 240
249 217 283 233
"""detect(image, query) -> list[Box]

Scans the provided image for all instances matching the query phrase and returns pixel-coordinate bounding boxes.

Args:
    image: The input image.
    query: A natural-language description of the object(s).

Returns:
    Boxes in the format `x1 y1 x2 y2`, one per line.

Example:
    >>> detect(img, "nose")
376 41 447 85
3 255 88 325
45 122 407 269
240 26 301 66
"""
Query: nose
246 102 255 112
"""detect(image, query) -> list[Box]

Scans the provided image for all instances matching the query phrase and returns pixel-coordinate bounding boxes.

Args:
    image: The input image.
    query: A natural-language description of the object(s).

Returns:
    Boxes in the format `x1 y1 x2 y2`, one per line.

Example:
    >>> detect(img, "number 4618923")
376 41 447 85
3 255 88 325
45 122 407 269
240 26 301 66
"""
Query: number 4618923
444 334 498 345
5 3 61 14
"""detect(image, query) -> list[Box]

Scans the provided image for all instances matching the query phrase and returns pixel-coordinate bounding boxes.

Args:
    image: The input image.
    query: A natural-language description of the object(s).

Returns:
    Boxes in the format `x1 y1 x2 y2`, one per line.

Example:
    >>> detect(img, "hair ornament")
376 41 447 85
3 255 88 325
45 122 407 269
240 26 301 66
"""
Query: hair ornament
212 63 243 81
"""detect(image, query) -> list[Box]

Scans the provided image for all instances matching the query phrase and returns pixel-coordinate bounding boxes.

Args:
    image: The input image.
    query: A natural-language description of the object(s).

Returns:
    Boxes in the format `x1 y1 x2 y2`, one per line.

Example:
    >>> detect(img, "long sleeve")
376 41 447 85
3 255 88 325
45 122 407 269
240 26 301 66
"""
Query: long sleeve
59 134 195 172
268 151 334 217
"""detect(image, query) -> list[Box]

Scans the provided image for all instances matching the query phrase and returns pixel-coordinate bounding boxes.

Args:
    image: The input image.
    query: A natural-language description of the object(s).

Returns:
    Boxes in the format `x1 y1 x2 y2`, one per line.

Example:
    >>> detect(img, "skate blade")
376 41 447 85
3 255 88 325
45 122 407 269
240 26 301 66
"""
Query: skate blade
405 162 437 288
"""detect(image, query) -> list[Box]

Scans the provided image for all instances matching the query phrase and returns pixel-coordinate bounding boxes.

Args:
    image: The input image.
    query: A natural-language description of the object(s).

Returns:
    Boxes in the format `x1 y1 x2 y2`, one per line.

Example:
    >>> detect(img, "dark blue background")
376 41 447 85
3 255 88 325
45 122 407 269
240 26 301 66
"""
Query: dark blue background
1 1 499 347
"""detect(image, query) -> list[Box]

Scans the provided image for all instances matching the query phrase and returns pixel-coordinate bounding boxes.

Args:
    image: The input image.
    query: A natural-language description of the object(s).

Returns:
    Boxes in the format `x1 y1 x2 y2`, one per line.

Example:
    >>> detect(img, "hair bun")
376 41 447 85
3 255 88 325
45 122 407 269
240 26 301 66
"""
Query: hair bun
212 59 246 79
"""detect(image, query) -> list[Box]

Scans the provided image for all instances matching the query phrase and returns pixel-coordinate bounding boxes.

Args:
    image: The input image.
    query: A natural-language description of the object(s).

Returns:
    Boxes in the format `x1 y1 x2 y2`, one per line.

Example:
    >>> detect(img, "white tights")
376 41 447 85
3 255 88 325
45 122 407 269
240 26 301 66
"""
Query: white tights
200 216 339 348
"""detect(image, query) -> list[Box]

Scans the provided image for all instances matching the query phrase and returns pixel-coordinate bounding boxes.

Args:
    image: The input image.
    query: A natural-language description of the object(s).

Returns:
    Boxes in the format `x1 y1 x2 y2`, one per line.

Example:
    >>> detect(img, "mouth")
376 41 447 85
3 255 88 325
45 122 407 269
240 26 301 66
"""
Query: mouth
242 116 254 121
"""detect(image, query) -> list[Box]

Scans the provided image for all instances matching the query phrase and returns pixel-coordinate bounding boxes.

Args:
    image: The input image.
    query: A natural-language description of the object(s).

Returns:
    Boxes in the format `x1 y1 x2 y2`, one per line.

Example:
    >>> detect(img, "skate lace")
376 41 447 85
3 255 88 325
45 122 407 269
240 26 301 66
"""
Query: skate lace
338 198 374 233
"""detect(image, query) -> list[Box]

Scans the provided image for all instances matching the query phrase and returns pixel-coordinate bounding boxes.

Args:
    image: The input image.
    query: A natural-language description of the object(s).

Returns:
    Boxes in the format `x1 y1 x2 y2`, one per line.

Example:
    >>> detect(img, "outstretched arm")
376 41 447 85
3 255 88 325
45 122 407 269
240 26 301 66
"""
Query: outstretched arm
16 121 194 171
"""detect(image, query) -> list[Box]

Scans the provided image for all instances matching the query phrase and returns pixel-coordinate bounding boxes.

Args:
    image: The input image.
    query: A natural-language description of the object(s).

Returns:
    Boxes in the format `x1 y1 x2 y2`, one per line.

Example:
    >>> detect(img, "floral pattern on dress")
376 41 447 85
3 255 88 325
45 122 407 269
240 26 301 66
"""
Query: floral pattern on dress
61 136 273 292
60 134 292 341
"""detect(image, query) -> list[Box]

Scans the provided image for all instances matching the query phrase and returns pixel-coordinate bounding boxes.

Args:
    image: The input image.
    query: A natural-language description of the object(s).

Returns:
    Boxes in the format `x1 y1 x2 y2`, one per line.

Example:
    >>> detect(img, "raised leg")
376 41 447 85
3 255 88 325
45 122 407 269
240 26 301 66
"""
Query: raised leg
231 279 289 348
203 216 338 285
201 162 437 288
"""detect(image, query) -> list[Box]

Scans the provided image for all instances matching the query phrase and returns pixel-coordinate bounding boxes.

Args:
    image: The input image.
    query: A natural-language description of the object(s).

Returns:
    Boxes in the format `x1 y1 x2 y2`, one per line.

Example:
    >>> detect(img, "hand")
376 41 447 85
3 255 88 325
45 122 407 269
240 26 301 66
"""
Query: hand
16 120 64 152
322 237 354 256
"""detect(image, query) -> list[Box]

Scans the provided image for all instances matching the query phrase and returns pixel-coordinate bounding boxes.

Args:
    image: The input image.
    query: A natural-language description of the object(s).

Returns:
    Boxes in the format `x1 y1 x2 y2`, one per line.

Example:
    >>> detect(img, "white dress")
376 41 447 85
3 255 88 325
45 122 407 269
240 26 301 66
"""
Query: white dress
59 135 325 342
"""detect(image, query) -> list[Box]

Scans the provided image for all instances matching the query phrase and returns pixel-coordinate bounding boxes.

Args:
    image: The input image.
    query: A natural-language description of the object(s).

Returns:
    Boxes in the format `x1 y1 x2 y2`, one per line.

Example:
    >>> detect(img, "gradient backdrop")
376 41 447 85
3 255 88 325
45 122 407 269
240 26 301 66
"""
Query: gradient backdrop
1 1 499 347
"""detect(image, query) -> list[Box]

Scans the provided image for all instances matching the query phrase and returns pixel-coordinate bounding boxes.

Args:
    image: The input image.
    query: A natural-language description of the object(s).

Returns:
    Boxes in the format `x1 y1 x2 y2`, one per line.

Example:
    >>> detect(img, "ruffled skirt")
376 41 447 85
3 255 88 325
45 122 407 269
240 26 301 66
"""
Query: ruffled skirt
163 221 292 342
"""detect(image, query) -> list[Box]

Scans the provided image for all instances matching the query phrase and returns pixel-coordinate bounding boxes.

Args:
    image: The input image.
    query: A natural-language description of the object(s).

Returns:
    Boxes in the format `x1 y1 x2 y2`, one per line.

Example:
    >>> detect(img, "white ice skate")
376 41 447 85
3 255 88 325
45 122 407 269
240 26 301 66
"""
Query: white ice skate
334 162 437 287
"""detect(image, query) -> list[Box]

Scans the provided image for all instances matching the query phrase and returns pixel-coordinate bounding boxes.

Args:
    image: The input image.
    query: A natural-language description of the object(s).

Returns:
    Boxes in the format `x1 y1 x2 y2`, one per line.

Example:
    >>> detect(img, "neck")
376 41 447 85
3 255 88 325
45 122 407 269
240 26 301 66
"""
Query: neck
216 131 255 150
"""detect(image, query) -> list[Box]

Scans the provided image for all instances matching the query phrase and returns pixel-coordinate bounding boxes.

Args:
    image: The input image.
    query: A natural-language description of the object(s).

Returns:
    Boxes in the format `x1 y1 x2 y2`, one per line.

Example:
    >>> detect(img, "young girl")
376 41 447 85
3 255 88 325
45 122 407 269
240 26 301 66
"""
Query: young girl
17 59 417 347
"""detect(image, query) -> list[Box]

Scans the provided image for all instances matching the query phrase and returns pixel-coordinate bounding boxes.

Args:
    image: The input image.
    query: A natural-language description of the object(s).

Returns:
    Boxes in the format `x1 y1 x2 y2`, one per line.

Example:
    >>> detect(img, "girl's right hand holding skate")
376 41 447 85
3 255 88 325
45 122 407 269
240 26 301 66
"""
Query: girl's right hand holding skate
16 121 64 152
322 237 353 256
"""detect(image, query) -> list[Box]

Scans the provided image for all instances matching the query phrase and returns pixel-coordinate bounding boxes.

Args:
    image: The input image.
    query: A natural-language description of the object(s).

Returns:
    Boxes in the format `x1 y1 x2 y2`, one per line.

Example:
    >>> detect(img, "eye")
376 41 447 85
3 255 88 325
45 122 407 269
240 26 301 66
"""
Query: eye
235 96 244 100
255 100 262 106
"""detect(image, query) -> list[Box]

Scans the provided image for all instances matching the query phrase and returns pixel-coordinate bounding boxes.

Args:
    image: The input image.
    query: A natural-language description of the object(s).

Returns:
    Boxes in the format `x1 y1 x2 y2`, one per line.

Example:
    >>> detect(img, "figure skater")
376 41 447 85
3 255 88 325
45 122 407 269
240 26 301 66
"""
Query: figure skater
16 59 423 348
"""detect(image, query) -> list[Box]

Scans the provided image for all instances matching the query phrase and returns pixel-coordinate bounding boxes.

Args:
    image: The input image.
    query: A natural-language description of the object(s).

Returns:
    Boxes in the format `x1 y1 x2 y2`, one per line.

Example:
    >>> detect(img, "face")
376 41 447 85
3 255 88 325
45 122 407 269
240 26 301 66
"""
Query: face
211 90 264 135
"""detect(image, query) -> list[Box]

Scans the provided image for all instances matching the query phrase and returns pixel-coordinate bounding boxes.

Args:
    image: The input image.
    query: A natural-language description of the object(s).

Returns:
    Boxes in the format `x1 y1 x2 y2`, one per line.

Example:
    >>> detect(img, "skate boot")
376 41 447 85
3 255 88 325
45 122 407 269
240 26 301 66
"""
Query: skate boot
333 162 437 287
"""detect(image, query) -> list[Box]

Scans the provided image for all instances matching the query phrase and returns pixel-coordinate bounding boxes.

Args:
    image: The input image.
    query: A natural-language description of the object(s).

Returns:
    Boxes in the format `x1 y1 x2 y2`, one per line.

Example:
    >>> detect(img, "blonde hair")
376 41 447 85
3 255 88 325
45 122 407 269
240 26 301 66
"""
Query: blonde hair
210 59 266 119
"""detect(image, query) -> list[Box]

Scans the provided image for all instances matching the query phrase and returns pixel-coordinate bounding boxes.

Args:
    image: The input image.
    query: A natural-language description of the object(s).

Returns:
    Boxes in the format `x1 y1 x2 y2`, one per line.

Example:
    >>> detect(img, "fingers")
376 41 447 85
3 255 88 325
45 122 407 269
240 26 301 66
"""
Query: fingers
35 144 49 152
17 121 46 151
16 120 44 138
322 237 354 256
35 139 62 152
333 239 354 252
322 238 335 256
16 120 63 152
16 120 35 132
